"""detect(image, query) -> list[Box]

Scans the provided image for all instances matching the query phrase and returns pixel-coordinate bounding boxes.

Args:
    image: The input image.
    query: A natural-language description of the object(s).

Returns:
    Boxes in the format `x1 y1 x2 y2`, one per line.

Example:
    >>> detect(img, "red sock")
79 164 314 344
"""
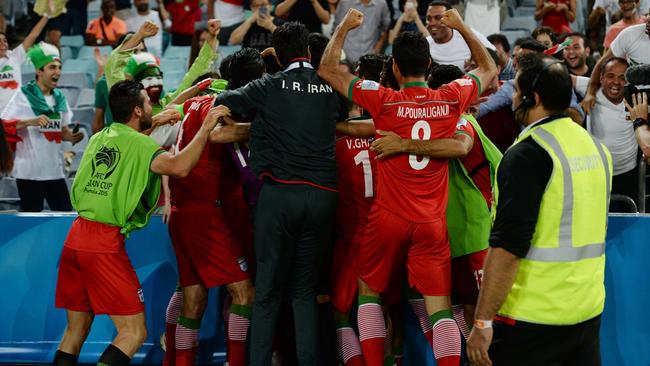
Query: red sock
336 321 366 366
358 296 385 366
430 310 461 366
175 316 200 366
408 298 433 347
227 304 251 366
452 305 470 340
163 289 183 366
174 348 198 366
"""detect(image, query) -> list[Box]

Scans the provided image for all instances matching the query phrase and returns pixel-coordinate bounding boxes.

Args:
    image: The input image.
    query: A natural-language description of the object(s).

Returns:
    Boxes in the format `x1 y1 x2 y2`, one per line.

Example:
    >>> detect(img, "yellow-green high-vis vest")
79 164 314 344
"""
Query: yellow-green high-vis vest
495 117 613 325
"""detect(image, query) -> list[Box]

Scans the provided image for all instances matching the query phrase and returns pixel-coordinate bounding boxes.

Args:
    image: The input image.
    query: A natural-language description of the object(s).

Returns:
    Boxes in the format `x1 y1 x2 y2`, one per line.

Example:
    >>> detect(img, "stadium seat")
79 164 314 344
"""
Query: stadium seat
501 16 538 32
59 72 90 89
62 59 98 86
60 35 85 51
71 107 96 136
75 88 96 109
499 29 531 46
513 6 535 17
21 70 35 84
163 45 191 60
21 61 35 74
0 177 20 210
163 70 185 92
77 45 112 60
218 45 242 59
60 46 74 61
160 58 187 75
59 86 81 107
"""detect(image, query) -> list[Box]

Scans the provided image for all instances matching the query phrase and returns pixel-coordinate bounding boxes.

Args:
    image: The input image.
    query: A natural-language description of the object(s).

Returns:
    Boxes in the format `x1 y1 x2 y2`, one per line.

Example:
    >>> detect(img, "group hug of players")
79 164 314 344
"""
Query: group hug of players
52 6 502 366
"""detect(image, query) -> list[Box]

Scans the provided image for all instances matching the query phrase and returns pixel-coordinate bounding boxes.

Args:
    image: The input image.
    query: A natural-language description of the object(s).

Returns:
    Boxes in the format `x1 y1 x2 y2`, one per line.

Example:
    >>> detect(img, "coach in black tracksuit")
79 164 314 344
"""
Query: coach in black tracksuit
216 22 348 366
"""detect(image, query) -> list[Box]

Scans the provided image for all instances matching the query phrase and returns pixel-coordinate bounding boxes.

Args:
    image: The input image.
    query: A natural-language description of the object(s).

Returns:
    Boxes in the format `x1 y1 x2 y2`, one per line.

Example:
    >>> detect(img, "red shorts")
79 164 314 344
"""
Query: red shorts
331 221 363 314
55 218 144 315
169 205 250 288
451 249 487 305
357 205 451 297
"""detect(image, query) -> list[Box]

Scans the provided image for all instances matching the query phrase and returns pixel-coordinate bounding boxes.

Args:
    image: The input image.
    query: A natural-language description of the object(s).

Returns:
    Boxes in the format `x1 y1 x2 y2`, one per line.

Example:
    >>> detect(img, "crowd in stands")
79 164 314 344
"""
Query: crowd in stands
0 0 649 212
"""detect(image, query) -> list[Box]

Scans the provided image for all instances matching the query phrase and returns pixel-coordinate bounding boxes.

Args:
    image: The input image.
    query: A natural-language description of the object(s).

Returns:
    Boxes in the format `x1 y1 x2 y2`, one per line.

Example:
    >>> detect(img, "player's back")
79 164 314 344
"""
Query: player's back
335 130 375 225
169 96 229 206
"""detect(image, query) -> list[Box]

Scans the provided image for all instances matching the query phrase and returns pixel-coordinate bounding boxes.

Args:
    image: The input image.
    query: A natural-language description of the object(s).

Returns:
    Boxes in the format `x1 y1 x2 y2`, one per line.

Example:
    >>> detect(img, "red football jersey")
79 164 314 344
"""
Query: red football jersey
456 118 492 208
349 77 479 222
335 131 375 223
169 96 241 206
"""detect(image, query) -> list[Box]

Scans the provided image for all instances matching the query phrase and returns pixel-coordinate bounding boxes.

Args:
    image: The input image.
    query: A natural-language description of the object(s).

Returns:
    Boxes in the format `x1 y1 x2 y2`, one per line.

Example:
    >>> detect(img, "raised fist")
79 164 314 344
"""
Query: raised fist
342 8 364 30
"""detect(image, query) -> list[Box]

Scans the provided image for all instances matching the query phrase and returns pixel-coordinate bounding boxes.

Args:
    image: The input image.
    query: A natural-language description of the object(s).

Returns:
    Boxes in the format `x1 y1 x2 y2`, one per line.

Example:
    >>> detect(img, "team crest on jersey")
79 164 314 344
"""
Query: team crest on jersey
359 80 380 91
91 144 121 179
137 288 144 302
454 78 473 87
237 257 248 272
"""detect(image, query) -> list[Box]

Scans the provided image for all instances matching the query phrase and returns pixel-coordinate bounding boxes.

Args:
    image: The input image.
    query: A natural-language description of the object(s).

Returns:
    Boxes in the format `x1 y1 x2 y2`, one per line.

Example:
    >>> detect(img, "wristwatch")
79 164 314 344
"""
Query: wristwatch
633 118 648 130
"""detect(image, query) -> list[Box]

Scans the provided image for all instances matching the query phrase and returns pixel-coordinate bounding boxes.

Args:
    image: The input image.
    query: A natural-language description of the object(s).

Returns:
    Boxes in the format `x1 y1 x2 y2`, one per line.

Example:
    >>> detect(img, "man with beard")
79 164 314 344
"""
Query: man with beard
466 53 611 366
126 0 167 56
0 42 83 212
563 33 594 77
52 79 230 366
574 57 638 211
582 16 650 113
105 19 219 115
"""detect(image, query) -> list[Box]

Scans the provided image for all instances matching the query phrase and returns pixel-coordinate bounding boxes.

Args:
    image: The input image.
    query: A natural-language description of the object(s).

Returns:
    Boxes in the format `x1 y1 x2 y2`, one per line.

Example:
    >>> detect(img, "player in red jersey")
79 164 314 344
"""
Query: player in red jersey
319 8 497 366
370 63 502 350
162 48 264 366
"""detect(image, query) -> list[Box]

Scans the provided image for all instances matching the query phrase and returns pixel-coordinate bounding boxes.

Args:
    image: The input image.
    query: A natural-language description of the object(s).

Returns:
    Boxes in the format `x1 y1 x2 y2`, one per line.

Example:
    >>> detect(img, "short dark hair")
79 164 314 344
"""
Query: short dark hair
600 56 629 73
109 80 146 123
532 26 557 44
427 63 464 89
563 32 588 47
357 54 386 82
380 56 400 90
392 31 430 78
191 72 220 86
517 53 572 113
272 22 309 66
428 0 451 9
487 34 511 53
227 48 265 89
219 54 234 81
308 32 329 69
518 38 548 53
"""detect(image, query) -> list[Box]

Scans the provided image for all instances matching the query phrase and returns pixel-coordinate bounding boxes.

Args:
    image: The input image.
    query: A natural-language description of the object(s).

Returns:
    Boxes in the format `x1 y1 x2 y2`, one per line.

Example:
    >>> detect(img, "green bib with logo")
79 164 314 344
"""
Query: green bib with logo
71 123 163 235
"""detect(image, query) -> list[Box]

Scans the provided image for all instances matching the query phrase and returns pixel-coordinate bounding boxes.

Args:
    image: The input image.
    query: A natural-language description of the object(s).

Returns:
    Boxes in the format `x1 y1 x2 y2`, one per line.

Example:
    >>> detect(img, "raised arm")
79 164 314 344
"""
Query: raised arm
318 8 364 97
311 0 331 24
150 105 230 177
626 93 650 158
442 9 497 94
22 15 49 51
274 0 298 18
535 0 556 20
580 48 612 114
105 20 159 88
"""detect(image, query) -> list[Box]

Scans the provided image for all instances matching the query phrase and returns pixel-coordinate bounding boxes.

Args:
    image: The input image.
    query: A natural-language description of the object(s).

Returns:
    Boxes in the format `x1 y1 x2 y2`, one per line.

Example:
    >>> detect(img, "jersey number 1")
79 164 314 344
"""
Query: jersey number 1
354 150 373 197
409 120 431 170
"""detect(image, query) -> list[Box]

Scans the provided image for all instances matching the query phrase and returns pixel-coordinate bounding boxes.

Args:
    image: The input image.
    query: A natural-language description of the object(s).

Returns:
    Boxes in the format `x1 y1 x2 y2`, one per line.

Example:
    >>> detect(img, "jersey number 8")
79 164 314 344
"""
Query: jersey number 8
409 120 431 170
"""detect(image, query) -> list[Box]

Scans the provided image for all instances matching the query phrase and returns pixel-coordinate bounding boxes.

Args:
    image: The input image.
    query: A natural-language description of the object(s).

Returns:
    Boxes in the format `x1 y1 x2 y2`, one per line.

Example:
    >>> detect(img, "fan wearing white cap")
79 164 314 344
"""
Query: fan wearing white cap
0 42 84 212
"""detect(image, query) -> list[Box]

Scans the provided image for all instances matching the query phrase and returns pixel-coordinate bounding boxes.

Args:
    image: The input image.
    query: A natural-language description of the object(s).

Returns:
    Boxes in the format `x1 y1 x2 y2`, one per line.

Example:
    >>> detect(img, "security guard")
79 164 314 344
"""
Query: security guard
466 53 612 366
216 23 347 366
